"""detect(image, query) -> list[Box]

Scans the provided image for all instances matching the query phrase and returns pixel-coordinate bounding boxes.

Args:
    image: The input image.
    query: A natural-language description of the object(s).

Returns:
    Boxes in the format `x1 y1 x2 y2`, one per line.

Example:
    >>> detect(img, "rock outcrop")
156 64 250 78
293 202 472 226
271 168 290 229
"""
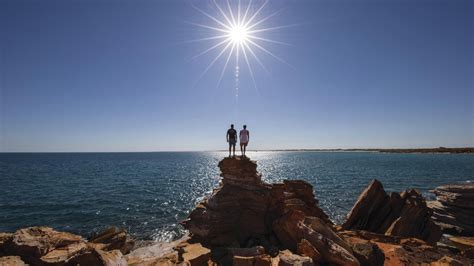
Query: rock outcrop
0 226 133 265
342 179 442 244
2 157 472 265
181 157 357 265
182 157 330 248
427 183 474 236
339 230 472 265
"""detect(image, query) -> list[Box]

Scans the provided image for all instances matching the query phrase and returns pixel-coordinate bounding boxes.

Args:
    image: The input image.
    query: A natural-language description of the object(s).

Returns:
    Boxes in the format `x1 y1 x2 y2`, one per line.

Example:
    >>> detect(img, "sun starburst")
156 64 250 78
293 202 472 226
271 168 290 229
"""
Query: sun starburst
189 0 291 91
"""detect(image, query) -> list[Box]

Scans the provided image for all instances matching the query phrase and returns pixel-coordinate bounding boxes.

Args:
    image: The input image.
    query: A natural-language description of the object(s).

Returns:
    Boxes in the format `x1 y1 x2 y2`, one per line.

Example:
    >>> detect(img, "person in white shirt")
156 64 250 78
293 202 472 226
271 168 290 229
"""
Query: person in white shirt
239 125 250 157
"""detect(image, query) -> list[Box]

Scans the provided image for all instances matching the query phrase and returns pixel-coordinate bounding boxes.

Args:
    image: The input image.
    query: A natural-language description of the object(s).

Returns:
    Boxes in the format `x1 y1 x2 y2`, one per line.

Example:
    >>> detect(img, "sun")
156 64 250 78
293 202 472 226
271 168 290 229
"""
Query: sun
229 25 249 44
189 0 292 91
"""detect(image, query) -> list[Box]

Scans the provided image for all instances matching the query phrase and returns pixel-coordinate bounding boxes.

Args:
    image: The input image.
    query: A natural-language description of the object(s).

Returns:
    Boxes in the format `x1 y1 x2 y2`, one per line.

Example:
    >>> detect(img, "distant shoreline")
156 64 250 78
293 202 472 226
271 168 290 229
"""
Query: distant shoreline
1 147 473 154
255 147 474 154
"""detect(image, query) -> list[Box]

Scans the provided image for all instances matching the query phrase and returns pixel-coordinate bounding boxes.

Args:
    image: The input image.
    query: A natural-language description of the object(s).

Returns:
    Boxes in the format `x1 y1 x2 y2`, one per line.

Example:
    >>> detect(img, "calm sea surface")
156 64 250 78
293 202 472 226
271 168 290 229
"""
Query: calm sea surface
1 151 473 241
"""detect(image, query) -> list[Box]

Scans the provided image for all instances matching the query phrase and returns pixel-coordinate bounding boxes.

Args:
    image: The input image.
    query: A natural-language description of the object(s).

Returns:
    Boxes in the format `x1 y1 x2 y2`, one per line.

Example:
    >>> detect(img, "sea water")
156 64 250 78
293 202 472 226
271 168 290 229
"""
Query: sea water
1 151 473 242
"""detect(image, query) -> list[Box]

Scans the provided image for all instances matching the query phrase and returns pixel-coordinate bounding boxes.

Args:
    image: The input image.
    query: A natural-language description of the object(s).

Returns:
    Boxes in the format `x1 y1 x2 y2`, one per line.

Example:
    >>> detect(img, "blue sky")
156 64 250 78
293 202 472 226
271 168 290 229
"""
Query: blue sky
1 0 473 152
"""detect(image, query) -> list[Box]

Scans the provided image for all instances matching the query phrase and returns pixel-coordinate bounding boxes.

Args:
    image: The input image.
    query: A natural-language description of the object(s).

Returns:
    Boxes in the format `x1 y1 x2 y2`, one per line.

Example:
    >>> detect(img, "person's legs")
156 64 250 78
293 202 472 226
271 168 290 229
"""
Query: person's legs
243 143 247 156
232 144 236 156
228 144 231 157
240 144 243 156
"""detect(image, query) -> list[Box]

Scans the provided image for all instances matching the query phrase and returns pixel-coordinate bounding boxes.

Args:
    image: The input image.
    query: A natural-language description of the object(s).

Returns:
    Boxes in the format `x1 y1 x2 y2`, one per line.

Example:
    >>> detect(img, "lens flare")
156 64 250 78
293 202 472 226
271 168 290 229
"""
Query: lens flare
189 0 293 89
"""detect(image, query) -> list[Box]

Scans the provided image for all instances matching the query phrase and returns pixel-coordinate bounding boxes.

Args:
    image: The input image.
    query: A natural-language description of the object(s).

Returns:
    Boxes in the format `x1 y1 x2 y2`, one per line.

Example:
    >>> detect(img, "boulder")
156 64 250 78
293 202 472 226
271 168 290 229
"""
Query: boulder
89 226 135 254
273 210 359 266
296 239 322 264
0 256 26 266
0 233 13 256
9 226 83 264
254 254 272 266
278 249 313 266
428 183 474 236
176 242 211 266
351 242 384 266
448 236 474 252
95 249 127 266
342 180 441 244
39 241 90 265
233 255 255 266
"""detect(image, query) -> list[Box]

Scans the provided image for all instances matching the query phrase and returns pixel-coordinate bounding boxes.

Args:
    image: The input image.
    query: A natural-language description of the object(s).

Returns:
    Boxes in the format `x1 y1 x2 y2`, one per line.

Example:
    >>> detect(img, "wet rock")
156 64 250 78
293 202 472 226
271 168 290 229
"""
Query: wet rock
342 179 441 244
428 183 474 236
89 226 135 254
0 256 26 266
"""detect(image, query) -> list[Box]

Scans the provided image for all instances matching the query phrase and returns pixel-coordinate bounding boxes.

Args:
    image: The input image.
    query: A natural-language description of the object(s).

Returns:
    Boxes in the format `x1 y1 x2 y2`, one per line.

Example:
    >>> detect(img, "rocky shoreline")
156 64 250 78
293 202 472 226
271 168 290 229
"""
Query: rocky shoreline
1 156 473 265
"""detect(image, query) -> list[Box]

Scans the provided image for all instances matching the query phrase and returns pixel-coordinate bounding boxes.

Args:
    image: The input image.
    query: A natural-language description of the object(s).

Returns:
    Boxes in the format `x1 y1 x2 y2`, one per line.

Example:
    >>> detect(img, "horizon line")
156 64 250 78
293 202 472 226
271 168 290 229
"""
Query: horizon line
1 147 473 153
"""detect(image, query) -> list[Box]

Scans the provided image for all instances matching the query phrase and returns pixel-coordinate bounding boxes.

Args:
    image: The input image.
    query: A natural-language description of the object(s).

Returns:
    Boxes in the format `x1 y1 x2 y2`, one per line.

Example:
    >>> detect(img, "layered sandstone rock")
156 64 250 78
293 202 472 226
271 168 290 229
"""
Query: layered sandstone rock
0 226 133 265
427 183 474 236
339 230 472 265
342 179 442 244
182 157 359 265
182 157 330 249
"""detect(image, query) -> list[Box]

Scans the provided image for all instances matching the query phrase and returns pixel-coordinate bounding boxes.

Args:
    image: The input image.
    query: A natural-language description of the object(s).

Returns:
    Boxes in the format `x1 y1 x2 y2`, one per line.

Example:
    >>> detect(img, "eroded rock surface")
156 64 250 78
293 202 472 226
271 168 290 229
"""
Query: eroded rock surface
2 157 472 265
182 157 330 249
0 226 133 266
342 179 442 244
181 157 358 265
428 183 474 236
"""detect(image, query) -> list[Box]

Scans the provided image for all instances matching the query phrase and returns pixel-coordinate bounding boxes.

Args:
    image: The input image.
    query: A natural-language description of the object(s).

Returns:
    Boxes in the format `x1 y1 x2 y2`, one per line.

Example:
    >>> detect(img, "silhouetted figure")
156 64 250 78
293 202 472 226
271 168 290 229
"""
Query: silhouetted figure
240 125 249 157
226 124 237 157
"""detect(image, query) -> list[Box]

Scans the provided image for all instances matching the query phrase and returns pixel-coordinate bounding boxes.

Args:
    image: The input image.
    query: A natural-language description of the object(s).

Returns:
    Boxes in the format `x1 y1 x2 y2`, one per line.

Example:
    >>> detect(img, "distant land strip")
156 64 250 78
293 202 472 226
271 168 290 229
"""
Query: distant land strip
256 147 474 154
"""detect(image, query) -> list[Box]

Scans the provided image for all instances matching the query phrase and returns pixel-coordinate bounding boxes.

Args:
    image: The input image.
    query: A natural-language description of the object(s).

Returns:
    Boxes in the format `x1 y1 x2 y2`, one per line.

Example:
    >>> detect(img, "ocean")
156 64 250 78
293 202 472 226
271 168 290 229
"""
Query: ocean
1 151 473 242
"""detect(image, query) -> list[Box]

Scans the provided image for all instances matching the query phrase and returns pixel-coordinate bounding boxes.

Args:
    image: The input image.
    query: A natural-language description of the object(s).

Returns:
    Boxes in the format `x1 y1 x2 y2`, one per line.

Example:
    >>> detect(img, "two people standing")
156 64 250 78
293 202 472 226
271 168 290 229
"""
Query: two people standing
226 124 250 157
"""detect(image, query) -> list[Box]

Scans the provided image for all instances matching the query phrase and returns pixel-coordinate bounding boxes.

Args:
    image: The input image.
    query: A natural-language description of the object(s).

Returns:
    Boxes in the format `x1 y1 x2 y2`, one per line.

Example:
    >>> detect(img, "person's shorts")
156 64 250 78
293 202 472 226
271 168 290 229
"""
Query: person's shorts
229 139 236 146
240 142 248 146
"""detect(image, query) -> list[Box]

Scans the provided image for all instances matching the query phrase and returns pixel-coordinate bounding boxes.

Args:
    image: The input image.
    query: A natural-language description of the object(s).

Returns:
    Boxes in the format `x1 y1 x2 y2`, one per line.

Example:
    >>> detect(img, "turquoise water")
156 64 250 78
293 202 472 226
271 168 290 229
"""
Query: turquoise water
1 151 473 241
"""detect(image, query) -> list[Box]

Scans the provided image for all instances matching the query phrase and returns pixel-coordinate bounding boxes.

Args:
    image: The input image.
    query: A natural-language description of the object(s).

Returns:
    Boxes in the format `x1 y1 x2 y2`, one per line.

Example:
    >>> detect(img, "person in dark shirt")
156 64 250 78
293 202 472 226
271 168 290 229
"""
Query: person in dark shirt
226 124 237 157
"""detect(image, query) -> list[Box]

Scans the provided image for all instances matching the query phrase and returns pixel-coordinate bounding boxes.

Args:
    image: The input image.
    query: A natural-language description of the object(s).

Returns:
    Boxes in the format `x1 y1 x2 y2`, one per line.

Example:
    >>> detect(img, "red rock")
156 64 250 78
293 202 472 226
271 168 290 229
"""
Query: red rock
254 254 272 266
273 210 359 266
297 239 322 264
0 256 26 266
342 180 441 244
351 242 384 266
95 249 127 266
278 249 313 266
183 157 330 248
177 242 211 266
40 242 90 265
233 255 255 266
428 183 474 236
89 226 135 254
9 227 83 264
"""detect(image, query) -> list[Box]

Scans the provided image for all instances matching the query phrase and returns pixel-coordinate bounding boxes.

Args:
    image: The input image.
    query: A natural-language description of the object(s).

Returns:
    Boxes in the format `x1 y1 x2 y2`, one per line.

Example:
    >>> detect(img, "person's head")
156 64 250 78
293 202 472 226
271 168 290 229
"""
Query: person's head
243 125 247 129
230 124 234 129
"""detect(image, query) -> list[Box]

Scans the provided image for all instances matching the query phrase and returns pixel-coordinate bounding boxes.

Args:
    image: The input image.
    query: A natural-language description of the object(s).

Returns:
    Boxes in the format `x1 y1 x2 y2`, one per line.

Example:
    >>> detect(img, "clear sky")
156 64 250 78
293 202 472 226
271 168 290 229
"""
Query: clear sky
1 0 473 152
